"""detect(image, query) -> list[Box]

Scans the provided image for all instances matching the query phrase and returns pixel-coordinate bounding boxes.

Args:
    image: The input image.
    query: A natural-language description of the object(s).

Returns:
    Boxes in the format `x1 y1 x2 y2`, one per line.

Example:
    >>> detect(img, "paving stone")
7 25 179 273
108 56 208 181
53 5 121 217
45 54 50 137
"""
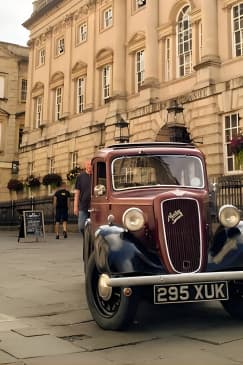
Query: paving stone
44 309 92 326
0 349 17 364
12 327 51 337
211 338 243 363
64 322 164 351
0 313 16 322
0 319 31 333
0 331 83 359
13 322 92 338
178 322 243 345
23 352 113 365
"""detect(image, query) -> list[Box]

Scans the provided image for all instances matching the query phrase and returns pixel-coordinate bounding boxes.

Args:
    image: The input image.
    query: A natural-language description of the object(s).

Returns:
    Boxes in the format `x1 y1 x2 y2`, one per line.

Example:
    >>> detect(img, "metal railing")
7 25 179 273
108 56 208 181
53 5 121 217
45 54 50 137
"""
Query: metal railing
0 196 77 228
215 175 243 213
1 174 243 228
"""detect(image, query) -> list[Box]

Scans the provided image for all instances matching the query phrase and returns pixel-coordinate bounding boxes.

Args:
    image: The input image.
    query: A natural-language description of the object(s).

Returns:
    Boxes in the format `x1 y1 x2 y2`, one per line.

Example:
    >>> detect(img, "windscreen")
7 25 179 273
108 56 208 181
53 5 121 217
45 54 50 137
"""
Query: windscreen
112 155 204 190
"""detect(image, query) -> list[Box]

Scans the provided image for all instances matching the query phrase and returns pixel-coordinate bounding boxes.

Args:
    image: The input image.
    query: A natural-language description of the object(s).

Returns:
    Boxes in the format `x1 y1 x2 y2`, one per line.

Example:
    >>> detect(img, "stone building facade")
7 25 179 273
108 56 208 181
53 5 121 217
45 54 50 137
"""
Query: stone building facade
17 0 243 198
0 42 28 201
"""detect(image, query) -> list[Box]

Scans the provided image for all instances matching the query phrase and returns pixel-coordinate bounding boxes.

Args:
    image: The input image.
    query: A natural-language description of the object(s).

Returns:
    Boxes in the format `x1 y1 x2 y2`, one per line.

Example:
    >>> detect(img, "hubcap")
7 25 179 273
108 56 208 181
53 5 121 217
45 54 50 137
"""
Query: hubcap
98 273 112 300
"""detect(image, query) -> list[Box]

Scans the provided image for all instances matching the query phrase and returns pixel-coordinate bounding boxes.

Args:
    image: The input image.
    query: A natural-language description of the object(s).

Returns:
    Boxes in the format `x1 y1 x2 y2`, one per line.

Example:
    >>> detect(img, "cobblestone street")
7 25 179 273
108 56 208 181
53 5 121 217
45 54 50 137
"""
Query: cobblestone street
0 231 242 365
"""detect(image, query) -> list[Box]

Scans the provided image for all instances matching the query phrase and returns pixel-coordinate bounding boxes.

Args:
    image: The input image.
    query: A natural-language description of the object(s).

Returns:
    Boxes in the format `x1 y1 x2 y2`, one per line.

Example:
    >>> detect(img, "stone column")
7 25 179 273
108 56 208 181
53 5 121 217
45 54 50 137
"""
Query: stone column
62 14 73 117
201 0 220 62
112 0 126 98
24 40 34 130
143 0 159 87
194 0 220 87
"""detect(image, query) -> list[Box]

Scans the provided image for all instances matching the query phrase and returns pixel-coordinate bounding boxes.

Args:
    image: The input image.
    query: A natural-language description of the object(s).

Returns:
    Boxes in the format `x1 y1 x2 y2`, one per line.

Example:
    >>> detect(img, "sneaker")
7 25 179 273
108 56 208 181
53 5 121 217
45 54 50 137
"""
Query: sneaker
63 231 67 238
56 235 59 239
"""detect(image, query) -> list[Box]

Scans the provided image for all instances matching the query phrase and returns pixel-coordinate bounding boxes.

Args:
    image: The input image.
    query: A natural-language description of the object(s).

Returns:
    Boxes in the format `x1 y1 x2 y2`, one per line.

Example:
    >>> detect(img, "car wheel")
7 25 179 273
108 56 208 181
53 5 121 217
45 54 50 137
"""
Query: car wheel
85 252 138 330
221 280 243 320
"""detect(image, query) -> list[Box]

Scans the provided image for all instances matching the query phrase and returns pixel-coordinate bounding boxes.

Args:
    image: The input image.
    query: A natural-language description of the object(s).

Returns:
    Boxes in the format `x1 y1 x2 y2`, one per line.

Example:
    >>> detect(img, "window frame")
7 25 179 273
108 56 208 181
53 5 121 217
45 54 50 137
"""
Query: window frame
224 112 241 172
0 74 6 99
176 5 192 78
70 151 78 170
135 49 145 92
49 157 55 174
135 0 146 11
165 37 172 81
56 37 65 56
78 22 88 43
103 7 113 29
37 48 46 66
35 95 43 128
232 3 243 57
198 20 203 62
0 122 2 151
77 76 86 113
55 86 63 121
21 79 27 102
102 64 111 103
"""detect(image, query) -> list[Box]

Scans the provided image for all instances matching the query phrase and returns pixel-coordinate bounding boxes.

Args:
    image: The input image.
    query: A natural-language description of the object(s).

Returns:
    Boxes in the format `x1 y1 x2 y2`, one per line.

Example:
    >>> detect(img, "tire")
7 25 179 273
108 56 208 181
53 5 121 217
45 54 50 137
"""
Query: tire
221 280 243 320
85 252 138 330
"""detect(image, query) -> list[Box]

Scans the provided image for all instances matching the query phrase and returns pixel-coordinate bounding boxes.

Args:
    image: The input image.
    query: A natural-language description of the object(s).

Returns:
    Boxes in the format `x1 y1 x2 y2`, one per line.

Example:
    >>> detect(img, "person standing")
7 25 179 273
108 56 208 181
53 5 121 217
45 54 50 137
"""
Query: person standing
53 182 71 239
74 160 92 237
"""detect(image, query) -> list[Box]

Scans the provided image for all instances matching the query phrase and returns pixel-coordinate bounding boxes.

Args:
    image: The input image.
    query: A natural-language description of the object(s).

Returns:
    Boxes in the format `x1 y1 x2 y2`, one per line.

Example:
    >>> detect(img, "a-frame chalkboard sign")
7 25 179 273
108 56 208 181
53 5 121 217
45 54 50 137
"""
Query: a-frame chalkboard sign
18 210 45 242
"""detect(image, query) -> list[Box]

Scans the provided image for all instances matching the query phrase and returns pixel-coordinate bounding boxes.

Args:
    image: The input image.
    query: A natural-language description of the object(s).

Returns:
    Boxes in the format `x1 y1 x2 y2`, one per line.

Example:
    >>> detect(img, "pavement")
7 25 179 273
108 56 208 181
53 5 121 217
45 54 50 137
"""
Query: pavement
0 230 243 365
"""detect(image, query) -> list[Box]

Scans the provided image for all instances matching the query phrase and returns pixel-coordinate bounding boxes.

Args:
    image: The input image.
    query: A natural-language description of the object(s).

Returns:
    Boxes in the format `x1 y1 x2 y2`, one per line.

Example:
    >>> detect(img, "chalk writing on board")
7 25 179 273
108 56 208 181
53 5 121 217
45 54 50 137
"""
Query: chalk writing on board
23 211 45 238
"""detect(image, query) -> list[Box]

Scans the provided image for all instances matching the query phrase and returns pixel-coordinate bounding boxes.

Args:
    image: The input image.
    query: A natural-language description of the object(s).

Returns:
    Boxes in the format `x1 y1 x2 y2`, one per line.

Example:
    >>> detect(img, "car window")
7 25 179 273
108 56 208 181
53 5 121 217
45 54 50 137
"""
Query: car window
112 155 204 190
97 161 106 186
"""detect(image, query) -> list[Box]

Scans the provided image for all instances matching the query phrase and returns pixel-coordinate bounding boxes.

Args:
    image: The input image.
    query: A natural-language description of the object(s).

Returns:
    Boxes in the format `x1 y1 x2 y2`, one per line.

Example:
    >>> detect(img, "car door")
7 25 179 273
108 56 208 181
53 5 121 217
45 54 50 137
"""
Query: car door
90 159 110 233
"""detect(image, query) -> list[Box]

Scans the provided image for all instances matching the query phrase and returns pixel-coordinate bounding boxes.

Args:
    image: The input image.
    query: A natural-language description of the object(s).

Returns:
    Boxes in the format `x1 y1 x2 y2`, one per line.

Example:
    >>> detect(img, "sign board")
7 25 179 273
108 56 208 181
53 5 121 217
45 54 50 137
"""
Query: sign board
23 210 45 240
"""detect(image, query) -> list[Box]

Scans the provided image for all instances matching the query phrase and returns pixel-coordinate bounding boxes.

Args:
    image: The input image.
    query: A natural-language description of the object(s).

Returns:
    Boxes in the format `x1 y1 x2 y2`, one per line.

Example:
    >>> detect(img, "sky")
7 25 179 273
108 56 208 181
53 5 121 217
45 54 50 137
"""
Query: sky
0 0 33 46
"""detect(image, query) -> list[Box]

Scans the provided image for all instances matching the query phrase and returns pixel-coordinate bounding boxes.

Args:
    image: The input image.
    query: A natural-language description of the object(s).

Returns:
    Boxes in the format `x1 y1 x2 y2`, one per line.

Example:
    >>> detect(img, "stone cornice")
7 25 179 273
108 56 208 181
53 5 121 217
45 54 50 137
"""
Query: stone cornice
194 57 221 71
127 32 146 54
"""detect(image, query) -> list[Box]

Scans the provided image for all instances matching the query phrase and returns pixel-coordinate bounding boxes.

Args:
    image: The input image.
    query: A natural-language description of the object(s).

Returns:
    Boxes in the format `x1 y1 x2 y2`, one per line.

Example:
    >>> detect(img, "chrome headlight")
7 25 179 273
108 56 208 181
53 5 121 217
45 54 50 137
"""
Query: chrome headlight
218 205 240 228
122 208 145 231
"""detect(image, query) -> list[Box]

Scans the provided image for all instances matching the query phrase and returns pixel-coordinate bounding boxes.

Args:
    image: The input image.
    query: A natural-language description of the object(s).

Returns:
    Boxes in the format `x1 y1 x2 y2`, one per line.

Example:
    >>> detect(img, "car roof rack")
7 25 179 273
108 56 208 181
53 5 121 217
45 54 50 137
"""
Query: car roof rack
107 142 195 150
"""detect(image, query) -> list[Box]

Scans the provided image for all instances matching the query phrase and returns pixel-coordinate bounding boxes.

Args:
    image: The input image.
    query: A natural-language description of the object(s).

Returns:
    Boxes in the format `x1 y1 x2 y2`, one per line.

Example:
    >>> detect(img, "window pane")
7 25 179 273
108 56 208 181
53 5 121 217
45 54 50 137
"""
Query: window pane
225 116 230 129
232 113 237 127
233 5 238 18
228 157 233 171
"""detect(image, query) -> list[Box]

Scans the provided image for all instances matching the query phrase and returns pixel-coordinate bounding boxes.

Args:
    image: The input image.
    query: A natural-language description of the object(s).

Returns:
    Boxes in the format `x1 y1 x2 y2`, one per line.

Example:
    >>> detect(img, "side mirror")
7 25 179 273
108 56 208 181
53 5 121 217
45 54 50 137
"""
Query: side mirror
94 184 106 197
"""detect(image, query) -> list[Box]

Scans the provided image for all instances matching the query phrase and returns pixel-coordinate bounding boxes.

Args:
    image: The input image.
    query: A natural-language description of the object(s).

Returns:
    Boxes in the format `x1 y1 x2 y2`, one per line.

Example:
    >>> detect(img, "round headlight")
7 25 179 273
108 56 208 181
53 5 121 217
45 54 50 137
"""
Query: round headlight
122 208 145 231
218 205 240 228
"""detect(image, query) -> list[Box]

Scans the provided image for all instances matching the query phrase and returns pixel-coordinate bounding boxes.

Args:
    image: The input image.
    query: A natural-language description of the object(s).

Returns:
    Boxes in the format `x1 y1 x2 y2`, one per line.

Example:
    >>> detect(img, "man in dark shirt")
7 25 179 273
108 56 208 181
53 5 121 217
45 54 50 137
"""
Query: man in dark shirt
53 182 71 239
74 160 91 237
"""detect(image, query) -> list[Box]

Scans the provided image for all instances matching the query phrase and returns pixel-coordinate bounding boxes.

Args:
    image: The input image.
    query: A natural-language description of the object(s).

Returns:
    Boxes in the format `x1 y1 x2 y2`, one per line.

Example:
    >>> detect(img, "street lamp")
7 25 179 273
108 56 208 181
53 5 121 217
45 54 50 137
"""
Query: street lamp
114 115 130 143
166 99 190 143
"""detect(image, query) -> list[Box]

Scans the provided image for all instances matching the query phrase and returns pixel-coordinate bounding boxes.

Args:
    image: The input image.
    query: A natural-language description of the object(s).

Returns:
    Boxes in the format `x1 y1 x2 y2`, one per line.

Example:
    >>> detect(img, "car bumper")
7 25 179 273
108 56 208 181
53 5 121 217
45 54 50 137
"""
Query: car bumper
100 270 243 288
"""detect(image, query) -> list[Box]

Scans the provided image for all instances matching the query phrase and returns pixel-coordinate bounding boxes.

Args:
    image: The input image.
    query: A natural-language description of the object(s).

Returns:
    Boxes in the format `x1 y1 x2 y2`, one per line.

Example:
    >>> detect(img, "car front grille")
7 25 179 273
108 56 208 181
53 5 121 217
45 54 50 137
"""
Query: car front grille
162 198 201 273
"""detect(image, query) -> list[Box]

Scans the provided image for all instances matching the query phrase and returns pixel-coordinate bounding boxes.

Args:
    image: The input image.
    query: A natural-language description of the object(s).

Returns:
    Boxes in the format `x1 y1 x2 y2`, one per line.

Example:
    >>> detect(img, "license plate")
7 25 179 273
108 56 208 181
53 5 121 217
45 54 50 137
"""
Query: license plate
154 281 229 304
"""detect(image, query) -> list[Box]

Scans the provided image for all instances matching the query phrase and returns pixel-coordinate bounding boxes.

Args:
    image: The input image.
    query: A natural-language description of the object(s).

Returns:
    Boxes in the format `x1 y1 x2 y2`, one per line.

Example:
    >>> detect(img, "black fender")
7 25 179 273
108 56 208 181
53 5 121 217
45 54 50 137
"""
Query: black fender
207 221 243 271
93 224 164 275
83 219 94 272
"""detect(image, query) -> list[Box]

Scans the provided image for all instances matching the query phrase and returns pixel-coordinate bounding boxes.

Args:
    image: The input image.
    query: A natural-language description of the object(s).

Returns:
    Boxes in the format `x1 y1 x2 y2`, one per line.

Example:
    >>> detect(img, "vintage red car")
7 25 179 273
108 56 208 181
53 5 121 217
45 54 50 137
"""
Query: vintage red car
84 142 243 330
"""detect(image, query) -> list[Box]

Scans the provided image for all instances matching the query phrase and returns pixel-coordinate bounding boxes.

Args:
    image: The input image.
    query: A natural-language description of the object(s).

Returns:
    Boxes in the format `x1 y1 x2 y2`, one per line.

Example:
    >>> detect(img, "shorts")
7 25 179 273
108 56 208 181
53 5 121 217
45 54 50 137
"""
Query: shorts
55 209 68 223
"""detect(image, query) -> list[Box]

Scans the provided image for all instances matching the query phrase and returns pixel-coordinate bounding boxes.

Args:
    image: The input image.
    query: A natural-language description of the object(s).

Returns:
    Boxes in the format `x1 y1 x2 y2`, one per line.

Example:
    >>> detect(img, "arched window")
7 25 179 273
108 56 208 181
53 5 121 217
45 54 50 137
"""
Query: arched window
177 5 192 77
